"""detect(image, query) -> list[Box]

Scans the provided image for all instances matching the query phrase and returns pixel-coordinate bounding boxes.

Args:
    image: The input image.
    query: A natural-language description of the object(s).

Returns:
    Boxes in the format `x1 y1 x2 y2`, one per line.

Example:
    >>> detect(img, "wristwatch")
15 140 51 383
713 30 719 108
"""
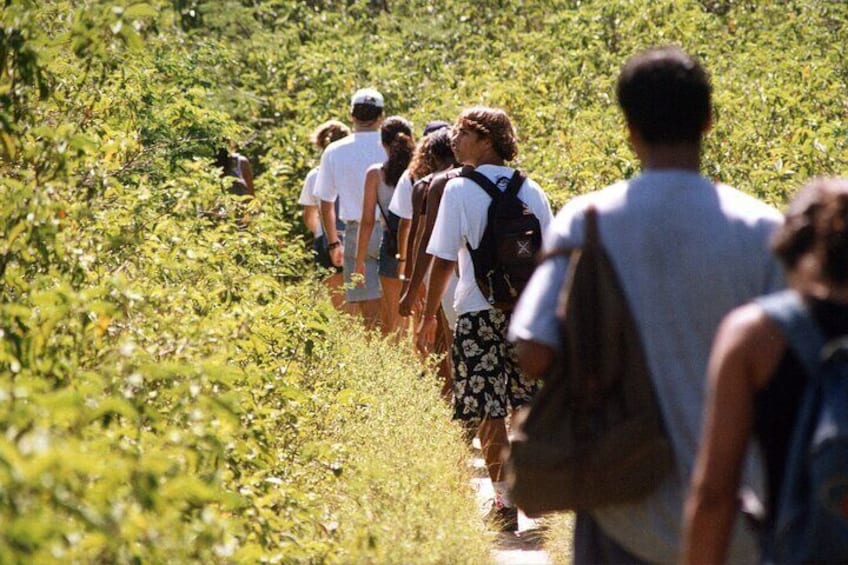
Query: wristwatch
327 240 342 250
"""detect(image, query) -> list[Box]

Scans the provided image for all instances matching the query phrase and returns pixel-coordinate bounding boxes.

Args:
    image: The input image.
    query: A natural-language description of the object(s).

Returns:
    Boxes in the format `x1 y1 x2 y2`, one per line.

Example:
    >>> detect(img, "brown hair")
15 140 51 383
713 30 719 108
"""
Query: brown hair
455 106 519 161
772 177 848 283
310 120 351 150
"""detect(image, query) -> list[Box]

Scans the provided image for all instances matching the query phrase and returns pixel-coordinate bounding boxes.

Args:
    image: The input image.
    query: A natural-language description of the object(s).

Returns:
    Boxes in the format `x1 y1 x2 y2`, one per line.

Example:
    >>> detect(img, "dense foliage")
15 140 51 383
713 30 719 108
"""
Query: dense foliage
1 0 846 561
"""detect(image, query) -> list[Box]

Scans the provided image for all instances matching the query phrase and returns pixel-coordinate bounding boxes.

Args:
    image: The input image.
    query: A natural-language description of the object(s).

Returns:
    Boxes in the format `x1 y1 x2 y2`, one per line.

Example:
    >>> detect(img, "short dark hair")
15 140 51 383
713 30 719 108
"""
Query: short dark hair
351 103 382 122
772 177 848 283
616 46 711 144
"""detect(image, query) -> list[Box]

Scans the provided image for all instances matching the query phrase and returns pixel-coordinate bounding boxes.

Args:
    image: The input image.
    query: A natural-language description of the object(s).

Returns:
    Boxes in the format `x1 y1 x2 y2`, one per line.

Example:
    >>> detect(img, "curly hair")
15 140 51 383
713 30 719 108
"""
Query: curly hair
310 120 351 150
381 116 415 187
409 128 455 180
454 106 519 161
772 177 848 283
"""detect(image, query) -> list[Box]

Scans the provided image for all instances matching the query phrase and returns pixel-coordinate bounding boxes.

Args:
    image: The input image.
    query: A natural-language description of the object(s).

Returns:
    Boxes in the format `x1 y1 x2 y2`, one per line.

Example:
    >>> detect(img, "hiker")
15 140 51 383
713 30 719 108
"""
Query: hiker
508 46 784 562
354 116 415 335
298 119 351 312
215 146 254 197
390 120 451 294
398 126 458 326
419 106 553 531
399 127 459 399
684 178 848 564
315 88 387 330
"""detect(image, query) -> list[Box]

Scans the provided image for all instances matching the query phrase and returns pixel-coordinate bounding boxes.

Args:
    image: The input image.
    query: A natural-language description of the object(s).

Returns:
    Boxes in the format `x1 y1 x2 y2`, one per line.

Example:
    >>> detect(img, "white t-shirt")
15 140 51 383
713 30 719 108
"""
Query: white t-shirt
314 131 385 222
427 164 553 316
388 169 414 219
508 170 784 563
298 167 322 237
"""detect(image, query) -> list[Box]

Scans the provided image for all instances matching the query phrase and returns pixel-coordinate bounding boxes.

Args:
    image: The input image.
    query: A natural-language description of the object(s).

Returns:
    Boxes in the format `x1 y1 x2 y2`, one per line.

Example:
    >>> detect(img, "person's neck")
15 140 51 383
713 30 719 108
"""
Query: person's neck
467 150 504 168
642 143 701 172
353 123 379 133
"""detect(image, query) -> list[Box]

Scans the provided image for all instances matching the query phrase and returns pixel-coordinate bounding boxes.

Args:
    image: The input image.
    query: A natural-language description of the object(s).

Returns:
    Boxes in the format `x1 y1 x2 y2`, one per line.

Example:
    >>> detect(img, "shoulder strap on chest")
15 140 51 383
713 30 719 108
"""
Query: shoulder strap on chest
459 166 526 201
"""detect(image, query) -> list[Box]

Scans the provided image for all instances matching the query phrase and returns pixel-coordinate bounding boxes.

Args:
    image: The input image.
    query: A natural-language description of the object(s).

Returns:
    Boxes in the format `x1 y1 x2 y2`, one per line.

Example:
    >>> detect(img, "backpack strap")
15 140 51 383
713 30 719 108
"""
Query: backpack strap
459 167 525 200
756 290 826 379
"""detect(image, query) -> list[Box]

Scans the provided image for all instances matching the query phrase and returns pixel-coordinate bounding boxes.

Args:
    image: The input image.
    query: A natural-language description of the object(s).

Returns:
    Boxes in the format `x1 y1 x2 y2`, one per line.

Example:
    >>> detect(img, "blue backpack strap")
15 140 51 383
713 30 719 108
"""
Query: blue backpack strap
756 290 825 379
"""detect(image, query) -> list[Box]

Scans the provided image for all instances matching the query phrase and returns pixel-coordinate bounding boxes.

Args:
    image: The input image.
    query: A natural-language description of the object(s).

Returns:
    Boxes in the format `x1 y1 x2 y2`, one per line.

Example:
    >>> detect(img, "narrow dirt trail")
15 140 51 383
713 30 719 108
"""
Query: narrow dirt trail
470 442 552 564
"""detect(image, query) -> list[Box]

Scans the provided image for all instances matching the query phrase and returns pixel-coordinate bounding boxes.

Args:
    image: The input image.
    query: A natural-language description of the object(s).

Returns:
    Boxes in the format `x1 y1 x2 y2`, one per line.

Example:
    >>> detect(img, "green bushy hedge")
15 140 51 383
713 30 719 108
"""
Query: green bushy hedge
2 0 847 561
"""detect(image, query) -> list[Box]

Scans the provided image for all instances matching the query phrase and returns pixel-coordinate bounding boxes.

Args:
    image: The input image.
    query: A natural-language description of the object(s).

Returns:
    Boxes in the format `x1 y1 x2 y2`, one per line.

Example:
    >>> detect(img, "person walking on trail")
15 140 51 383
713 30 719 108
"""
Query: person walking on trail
419 106 553 532
399 128 459 399
354 116 415 335
215 146 255 197
684 178 848 565
298 119 351 312
508 46 784 563
398 126 458 326
390 120 451 295
315 88 387 330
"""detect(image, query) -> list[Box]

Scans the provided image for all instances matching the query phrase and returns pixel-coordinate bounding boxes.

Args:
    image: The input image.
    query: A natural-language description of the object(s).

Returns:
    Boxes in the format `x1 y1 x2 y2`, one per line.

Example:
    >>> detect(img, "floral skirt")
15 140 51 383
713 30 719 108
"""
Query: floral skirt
451 308 540 421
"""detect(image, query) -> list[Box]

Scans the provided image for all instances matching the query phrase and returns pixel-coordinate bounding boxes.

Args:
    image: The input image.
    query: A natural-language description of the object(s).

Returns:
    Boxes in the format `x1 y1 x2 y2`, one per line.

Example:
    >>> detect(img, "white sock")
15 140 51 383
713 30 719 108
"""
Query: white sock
492 481 513 508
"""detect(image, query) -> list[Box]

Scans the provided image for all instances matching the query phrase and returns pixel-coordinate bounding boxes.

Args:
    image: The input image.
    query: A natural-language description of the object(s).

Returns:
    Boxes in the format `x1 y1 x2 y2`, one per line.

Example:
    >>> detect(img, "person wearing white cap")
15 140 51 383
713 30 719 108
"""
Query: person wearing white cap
314 88 387 329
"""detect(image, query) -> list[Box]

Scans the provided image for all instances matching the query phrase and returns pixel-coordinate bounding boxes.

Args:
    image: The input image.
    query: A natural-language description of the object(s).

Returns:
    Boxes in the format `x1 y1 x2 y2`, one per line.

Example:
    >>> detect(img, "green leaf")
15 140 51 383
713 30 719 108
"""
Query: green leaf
124 3 158 19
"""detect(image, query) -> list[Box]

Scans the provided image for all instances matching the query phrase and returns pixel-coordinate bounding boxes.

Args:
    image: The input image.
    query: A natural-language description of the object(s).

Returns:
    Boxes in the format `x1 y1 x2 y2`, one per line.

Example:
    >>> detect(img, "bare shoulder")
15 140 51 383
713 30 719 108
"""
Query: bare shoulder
714 302 787 390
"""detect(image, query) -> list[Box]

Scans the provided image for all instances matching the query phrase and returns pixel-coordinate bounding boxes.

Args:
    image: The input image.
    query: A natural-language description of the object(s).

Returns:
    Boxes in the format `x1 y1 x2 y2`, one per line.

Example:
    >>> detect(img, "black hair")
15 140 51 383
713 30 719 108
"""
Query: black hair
381 116 414 187
351 103 382 122
428 128 455 168
616 46 711 144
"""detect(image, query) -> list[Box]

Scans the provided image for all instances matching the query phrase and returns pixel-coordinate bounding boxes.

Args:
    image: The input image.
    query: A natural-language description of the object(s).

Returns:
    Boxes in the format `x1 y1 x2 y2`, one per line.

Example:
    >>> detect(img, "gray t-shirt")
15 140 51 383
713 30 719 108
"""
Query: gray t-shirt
509 170 784 563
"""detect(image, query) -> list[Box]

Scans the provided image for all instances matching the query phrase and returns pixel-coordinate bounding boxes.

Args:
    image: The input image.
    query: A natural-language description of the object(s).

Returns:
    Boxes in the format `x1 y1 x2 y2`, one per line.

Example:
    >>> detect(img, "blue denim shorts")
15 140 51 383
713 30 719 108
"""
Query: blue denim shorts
343 222 382 302
379 229 400 278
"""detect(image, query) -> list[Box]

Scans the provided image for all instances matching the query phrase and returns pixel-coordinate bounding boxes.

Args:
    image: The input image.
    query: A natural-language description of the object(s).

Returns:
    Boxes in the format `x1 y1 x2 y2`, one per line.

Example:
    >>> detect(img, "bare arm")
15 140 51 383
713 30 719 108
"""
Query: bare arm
397 218 411 270
417 257 455 353
302 205 320 235
684 304 785 565
241 156 255 196
515 339 556 381
320 199 342 267
399 181 430 315
355 169 380 276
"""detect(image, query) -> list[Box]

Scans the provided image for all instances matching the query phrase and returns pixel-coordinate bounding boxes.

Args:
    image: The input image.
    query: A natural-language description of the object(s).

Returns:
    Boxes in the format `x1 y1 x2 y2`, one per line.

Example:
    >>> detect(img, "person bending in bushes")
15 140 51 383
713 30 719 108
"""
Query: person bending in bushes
419 106 553 532
508 46 784 563
298 119 351 312
315 88 387 330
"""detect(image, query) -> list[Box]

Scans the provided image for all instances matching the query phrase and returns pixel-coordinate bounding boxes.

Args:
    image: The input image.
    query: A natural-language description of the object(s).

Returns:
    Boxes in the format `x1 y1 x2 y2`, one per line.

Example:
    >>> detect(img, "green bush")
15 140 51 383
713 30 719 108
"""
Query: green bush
2 0 847 561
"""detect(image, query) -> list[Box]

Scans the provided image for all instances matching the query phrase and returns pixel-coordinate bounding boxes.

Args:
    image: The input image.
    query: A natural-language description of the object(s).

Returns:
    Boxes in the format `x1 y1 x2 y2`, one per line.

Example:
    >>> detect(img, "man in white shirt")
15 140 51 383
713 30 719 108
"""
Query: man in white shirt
315 88 387 328
419 106 553 532
508 47 783 563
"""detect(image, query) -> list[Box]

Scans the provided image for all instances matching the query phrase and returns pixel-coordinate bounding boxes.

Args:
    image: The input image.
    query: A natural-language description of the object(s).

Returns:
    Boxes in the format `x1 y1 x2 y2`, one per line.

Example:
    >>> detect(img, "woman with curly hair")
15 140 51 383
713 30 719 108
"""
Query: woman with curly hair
685 178 848 563
354 116 415 335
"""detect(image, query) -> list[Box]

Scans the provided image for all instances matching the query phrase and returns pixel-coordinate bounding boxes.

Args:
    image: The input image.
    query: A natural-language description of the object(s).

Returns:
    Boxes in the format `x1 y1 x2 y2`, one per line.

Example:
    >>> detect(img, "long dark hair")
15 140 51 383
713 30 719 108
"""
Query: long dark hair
381 116 414 187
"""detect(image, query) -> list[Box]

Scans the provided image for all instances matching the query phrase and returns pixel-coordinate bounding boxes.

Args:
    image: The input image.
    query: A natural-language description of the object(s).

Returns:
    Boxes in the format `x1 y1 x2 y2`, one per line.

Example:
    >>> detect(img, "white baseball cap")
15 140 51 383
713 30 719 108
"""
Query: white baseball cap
350 88 384 110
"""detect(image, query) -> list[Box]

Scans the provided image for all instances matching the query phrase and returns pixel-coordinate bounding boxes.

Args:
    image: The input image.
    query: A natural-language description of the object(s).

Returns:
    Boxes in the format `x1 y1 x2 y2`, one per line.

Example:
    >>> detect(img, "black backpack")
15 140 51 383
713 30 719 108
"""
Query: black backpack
461 166 542 312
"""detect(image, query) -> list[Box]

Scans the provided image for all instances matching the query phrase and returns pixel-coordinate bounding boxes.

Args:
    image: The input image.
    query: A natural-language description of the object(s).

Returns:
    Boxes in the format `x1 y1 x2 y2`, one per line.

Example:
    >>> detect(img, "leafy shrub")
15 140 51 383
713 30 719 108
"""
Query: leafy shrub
2 0 847 561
